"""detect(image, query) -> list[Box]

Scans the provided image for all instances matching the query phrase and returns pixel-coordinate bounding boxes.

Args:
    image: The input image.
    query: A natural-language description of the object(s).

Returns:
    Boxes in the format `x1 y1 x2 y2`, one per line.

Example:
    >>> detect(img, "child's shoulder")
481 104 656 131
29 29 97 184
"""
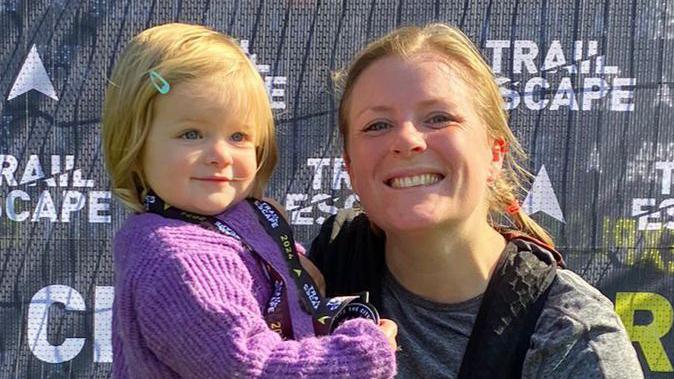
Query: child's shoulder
114 212 246 259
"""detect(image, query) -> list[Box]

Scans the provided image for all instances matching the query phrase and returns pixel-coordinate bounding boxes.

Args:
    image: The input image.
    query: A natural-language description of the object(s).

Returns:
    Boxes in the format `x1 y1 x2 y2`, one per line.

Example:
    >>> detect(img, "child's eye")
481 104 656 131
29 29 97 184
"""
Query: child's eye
363 121 392 133
230 132 248 143
180 130 203 140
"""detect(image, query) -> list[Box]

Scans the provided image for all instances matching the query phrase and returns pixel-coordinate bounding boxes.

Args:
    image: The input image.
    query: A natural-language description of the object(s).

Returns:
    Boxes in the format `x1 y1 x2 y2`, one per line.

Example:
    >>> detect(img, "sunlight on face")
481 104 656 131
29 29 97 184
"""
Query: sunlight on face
345 53 497 233
141 77 258 215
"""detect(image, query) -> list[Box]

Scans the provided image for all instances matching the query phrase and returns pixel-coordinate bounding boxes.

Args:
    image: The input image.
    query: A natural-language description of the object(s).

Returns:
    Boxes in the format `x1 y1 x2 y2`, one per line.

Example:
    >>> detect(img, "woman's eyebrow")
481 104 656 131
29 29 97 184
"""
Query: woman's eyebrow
353 105 392 119
417 99 458 109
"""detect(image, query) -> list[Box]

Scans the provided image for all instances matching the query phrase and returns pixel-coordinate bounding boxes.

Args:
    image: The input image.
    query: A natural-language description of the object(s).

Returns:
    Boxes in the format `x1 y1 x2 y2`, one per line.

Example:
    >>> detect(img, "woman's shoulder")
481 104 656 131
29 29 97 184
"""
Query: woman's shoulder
309 210 383 261
523 269 643 378
546 269 616 315
534 269 626 346
309 211 386 298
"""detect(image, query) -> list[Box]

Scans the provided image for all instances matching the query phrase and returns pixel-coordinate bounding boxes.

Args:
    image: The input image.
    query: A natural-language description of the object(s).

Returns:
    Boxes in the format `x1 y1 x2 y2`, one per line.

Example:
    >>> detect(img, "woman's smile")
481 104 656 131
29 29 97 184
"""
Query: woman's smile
385 173 445 189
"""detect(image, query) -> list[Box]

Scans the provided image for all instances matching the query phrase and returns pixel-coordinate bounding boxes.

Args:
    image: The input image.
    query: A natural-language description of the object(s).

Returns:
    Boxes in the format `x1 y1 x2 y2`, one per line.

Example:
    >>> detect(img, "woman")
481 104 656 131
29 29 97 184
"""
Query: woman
309 24 643 378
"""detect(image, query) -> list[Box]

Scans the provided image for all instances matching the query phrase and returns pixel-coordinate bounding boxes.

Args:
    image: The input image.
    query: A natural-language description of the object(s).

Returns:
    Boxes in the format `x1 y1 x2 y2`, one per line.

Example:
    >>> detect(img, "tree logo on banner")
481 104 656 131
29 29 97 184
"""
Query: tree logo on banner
522 165 565 223
7 44 58 101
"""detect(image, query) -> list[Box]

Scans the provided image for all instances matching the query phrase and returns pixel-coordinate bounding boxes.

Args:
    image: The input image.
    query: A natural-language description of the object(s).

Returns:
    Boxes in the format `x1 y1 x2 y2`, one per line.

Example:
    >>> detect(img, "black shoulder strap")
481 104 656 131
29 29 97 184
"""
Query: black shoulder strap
308 211 386 309
457 238 558 379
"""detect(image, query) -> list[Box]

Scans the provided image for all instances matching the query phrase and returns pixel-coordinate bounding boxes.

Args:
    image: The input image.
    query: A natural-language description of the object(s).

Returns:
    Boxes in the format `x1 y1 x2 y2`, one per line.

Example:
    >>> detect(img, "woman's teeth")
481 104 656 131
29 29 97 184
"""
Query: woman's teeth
389 174 443 188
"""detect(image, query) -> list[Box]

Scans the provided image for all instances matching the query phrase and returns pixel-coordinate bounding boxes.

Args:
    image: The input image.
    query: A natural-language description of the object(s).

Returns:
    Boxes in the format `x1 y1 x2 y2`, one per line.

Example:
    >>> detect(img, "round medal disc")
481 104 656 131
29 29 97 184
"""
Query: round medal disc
331 302 380 331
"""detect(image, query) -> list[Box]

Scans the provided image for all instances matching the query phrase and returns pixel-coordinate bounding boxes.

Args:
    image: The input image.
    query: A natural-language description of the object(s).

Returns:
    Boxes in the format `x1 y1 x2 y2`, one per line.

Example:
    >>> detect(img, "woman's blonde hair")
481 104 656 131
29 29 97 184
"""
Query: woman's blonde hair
102 23 277 213
336 23 554 246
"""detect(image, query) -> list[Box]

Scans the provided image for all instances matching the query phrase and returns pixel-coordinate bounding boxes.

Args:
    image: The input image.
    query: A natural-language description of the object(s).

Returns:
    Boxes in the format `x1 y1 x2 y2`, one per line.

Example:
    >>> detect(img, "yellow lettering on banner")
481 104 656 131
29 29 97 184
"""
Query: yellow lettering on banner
644 249 666 271
615 218 637 264
615 292 674 372
602 217 674 272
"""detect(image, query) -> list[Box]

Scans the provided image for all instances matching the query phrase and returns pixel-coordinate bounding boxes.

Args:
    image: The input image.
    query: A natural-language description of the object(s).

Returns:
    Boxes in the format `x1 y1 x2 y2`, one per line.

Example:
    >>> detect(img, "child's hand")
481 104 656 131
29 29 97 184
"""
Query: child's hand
378 319 398 351
299 254 326 297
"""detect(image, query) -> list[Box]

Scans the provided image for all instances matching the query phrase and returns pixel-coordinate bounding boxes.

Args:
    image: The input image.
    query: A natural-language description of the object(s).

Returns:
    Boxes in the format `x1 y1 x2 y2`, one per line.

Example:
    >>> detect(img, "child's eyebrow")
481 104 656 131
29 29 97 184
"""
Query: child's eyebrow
176 117 256 132
177 116 209 124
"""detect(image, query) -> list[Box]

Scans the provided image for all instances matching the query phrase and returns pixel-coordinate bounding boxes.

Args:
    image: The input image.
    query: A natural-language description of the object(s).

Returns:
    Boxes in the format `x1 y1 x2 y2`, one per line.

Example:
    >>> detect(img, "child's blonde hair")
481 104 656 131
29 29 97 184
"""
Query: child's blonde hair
336 23 554 246
102 23 277 213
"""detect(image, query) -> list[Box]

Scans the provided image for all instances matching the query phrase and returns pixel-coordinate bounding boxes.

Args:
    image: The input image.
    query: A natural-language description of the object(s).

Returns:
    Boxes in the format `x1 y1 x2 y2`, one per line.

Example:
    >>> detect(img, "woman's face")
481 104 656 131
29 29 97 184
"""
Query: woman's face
344 52 502 233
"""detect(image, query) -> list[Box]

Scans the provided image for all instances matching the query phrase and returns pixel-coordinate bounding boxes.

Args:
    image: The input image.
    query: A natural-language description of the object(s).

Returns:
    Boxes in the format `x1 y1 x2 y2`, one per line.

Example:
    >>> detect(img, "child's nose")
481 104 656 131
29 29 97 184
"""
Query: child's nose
206 139 233 166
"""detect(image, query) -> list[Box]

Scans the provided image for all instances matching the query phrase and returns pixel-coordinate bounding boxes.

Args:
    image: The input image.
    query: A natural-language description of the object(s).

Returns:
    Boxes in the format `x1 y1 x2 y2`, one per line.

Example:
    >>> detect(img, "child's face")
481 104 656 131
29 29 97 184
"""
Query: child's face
141 77 258 215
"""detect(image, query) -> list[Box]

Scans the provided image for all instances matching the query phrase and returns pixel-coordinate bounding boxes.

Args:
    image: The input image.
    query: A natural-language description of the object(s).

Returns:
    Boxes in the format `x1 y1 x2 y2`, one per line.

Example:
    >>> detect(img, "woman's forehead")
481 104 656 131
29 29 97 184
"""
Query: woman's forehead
348 54 475 115
359 51 467 83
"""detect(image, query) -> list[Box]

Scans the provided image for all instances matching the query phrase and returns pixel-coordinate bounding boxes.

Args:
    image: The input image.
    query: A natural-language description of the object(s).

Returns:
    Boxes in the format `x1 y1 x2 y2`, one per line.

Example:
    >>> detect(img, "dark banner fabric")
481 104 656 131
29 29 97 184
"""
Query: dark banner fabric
0 0 672 377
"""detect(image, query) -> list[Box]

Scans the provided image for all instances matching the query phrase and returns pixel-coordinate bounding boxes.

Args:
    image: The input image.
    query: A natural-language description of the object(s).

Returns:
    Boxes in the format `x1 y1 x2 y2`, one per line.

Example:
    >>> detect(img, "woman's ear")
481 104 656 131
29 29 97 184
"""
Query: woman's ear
488 138 506 182
343 152 351 171
490 138 507 167
343 152 357 194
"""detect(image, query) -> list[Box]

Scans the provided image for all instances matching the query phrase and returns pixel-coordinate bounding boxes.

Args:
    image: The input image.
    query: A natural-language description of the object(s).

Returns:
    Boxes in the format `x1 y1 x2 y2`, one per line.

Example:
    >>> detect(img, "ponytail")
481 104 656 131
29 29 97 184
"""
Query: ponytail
507 205 555 248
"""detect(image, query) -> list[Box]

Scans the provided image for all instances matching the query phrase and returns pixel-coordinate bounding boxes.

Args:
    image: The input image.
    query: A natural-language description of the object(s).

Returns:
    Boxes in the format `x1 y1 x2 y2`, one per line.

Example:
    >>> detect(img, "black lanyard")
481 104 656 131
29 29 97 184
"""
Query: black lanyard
144 193 379 338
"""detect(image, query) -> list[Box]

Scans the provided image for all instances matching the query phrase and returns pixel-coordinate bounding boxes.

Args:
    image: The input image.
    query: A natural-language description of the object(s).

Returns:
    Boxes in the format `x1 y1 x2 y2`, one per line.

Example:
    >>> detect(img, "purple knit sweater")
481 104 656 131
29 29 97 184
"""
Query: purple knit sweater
112 200 395 378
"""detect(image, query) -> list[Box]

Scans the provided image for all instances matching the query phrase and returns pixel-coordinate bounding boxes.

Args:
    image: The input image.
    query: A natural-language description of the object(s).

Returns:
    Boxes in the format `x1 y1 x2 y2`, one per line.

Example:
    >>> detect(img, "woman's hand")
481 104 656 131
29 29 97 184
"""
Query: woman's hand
299 254 326 297
378 319 398 351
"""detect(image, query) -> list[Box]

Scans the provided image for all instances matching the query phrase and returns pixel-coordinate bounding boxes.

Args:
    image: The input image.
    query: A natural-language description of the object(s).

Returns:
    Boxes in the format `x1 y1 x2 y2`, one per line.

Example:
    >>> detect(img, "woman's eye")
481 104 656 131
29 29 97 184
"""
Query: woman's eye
426 114 453 125
364 121 391 132
230 132 247 142
180 130 202 140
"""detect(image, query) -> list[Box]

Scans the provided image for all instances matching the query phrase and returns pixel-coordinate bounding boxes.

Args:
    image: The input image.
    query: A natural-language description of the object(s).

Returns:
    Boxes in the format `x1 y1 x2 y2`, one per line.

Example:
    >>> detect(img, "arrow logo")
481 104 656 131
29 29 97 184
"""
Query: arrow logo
522 165 566 223
7 45 58 101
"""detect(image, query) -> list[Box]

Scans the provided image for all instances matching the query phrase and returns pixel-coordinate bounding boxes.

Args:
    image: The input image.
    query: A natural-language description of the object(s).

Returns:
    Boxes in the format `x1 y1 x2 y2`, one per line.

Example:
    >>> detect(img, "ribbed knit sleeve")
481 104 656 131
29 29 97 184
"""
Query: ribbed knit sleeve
133 232 396 378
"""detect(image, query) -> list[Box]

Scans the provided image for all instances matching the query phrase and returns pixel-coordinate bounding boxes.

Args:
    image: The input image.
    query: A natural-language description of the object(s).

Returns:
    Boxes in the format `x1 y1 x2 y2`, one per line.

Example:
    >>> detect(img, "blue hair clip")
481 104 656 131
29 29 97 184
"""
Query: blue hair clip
149 70 170 94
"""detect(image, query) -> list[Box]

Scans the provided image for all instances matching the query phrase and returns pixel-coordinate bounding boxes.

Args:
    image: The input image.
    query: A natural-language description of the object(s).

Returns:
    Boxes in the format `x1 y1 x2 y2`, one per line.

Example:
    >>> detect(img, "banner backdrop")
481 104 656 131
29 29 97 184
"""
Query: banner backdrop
0 0 673 377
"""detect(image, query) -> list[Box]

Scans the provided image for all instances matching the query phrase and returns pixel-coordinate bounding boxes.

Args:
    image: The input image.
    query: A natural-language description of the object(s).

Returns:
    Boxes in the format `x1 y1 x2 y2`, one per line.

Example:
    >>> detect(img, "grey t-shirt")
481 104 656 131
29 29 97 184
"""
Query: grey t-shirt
382 268 644 379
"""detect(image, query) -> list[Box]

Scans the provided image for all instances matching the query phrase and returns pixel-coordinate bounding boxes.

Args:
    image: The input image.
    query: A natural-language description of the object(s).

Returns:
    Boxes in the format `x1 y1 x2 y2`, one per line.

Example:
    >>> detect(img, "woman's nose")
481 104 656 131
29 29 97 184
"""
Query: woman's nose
391 121 427 157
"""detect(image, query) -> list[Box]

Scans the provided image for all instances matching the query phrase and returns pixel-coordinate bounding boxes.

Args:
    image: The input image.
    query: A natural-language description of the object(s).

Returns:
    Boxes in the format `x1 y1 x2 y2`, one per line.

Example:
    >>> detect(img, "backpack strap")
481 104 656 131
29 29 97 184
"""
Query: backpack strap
310 213 561 378
500 229 566 268
457 236 559 378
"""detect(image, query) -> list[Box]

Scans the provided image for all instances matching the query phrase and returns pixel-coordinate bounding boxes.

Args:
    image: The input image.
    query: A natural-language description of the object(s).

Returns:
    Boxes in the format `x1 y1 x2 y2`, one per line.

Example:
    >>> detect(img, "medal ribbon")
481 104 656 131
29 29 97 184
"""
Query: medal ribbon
144 193 378 338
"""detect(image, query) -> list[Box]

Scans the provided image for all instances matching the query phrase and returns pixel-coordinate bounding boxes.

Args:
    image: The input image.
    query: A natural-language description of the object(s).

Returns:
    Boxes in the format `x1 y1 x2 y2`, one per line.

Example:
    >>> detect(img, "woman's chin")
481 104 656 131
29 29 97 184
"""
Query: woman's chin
375 210 450 234
372 201 485 234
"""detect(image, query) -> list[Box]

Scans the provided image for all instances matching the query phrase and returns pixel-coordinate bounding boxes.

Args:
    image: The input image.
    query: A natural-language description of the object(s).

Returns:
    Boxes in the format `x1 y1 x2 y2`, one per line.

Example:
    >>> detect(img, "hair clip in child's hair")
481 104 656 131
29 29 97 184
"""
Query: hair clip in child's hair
149 70 170 94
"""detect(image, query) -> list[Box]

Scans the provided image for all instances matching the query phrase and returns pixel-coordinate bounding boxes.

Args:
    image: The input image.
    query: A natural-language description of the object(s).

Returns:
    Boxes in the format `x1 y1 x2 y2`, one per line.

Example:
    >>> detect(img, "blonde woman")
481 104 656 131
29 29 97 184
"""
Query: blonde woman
310 24 643 378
